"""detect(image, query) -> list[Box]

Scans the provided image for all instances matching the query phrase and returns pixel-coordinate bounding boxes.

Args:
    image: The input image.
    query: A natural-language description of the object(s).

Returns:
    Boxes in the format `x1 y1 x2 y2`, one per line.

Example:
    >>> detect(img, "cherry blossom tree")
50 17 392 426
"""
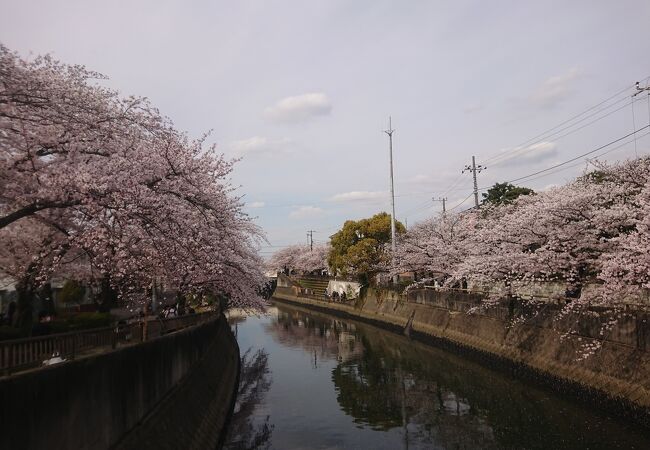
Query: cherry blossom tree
395 158 649 296
267 243 330 275
394 211 478 279
393 157 650 356
392 157 650 353
0 44 266 317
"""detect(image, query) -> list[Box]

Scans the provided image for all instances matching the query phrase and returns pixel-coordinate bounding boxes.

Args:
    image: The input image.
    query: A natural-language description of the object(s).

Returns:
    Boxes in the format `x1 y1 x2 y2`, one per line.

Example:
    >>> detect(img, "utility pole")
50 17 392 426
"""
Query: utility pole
632 81 650 157
433 197 447 214
384 117 398 284
307 230 315 251
462 156 486 209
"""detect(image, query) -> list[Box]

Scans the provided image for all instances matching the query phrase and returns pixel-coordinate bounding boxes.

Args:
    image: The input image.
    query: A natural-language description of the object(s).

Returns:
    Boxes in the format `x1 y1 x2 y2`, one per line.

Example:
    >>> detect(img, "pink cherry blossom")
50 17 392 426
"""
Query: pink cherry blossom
0 45 265 308
267 243 330 275
393 157 650 357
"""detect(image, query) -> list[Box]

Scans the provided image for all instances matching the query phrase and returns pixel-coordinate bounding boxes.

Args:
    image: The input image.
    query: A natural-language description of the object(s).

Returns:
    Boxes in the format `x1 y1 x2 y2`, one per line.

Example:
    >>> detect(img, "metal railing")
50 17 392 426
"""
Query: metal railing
0 312 216 376
143 312 215 340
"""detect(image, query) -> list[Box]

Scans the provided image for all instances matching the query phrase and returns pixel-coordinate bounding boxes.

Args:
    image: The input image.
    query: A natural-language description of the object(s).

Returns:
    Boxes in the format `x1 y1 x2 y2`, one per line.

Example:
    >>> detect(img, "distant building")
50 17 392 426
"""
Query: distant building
0 271 96 315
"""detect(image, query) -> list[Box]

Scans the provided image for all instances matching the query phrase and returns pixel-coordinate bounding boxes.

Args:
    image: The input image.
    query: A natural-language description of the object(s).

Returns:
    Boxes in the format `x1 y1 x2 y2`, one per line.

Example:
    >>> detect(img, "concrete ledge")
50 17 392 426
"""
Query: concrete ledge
115 315 240 450
0 315 239 450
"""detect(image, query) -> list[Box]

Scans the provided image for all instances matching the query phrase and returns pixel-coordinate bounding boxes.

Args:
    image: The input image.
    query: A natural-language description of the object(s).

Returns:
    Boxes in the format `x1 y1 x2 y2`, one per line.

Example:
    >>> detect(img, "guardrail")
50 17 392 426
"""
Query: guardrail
0 312 216 376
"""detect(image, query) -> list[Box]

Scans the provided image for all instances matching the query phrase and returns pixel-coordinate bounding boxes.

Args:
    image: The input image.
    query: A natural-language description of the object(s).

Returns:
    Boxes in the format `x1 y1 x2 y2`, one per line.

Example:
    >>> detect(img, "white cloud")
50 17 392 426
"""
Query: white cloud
265 93 332 123
247 201 266 208
228 136 294 158
329 191 386 202
529 67 581 108
289 206 325 219
496 141 558 167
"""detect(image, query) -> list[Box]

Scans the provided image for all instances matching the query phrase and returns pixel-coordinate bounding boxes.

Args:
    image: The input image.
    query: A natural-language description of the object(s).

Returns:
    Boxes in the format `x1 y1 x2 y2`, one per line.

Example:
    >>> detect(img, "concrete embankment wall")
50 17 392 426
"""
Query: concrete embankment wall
0 315 239 450
274 279 650 427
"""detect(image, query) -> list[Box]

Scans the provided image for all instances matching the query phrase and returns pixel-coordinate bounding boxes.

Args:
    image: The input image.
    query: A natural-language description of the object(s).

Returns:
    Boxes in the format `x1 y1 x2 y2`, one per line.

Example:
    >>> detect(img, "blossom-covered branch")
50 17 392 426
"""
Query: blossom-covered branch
0 45 265 308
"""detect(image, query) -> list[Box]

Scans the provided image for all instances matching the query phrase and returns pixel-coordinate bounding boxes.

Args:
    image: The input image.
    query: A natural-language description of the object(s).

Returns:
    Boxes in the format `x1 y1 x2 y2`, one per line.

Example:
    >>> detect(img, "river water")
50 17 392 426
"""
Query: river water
223 301 650 450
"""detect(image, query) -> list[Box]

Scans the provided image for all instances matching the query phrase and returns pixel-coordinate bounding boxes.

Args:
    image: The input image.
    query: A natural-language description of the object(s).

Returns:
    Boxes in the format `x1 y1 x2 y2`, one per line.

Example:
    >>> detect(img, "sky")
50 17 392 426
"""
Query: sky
2 0 650 257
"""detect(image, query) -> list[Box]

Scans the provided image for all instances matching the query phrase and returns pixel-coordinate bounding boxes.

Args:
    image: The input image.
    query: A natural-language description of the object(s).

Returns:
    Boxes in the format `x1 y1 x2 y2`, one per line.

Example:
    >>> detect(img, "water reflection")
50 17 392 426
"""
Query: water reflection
264 310 364 365
229 303 650 450
223 348 274 450
332 339 498 448
266 308 497 449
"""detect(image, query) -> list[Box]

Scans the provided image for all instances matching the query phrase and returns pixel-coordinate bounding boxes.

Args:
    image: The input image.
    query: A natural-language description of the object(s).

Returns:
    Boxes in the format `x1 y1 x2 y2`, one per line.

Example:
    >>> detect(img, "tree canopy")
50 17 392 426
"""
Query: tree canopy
482 182 534 205
328 212 405 282
0 45 265 311
266 243 330 275
394 158 650 357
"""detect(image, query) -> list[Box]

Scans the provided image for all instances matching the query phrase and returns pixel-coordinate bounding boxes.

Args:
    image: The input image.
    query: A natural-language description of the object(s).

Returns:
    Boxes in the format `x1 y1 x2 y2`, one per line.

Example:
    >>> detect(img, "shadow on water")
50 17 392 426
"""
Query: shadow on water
223 348 274 450
228 303 650 449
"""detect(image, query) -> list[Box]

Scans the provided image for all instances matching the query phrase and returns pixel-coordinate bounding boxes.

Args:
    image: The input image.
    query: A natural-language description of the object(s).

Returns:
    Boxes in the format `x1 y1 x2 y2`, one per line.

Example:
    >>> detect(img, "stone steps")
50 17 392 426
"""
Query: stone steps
295 278 329 296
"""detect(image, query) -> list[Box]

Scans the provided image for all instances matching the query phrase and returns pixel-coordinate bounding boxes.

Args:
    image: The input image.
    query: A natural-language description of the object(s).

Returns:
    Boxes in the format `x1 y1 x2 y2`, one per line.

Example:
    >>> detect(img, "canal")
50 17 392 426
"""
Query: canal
223 301 650 449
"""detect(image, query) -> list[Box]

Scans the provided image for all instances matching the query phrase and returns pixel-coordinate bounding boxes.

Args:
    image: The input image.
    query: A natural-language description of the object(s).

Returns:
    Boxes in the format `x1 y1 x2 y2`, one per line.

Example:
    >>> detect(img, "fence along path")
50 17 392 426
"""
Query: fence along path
0 312 216 376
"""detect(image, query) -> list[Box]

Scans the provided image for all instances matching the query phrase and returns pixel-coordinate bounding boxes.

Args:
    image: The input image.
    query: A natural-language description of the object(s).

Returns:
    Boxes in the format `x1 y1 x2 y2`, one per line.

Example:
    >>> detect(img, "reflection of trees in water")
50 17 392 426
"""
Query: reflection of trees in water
265 305 650 449
264 310 364 365
332 338 497 449
330 323 650 450
270 306 496 448
223 349 273 450
332 342 495 448
332 342 402 430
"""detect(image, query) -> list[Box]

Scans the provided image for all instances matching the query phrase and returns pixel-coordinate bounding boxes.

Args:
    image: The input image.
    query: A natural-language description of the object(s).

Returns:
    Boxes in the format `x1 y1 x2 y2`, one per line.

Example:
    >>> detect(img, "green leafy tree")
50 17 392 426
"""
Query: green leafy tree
482 182 534 206
328 212 405 283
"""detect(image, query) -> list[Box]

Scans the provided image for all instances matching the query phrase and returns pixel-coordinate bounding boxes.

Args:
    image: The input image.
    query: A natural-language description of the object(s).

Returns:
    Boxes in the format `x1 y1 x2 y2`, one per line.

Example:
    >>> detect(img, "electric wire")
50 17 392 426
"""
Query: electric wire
481 80 646 166
261 79 650 243
448 192 475 211
484 94 630 165
495 125 650 186
512 130 650 186
430 78 647 208
488 96 635 167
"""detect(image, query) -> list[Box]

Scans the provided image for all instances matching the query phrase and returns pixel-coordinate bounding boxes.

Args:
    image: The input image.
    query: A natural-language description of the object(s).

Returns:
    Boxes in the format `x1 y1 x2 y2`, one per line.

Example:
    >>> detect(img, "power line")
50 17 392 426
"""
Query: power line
481 80 646 166
428 81 645 206
493 125 650 186
448 192 475 211
488 97 633 167
433 197 447 214
403 202 434 220
401 197 435 217
440 173 466 197
405 128 649 220
518 130 650 185
446 127 650 215
256 79 650 235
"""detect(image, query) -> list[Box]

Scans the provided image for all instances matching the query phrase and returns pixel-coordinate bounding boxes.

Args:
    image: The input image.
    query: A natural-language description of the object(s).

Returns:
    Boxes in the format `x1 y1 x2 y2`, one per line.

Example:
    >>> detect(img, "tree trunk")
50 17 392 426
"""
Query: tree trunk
14 266 37 335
